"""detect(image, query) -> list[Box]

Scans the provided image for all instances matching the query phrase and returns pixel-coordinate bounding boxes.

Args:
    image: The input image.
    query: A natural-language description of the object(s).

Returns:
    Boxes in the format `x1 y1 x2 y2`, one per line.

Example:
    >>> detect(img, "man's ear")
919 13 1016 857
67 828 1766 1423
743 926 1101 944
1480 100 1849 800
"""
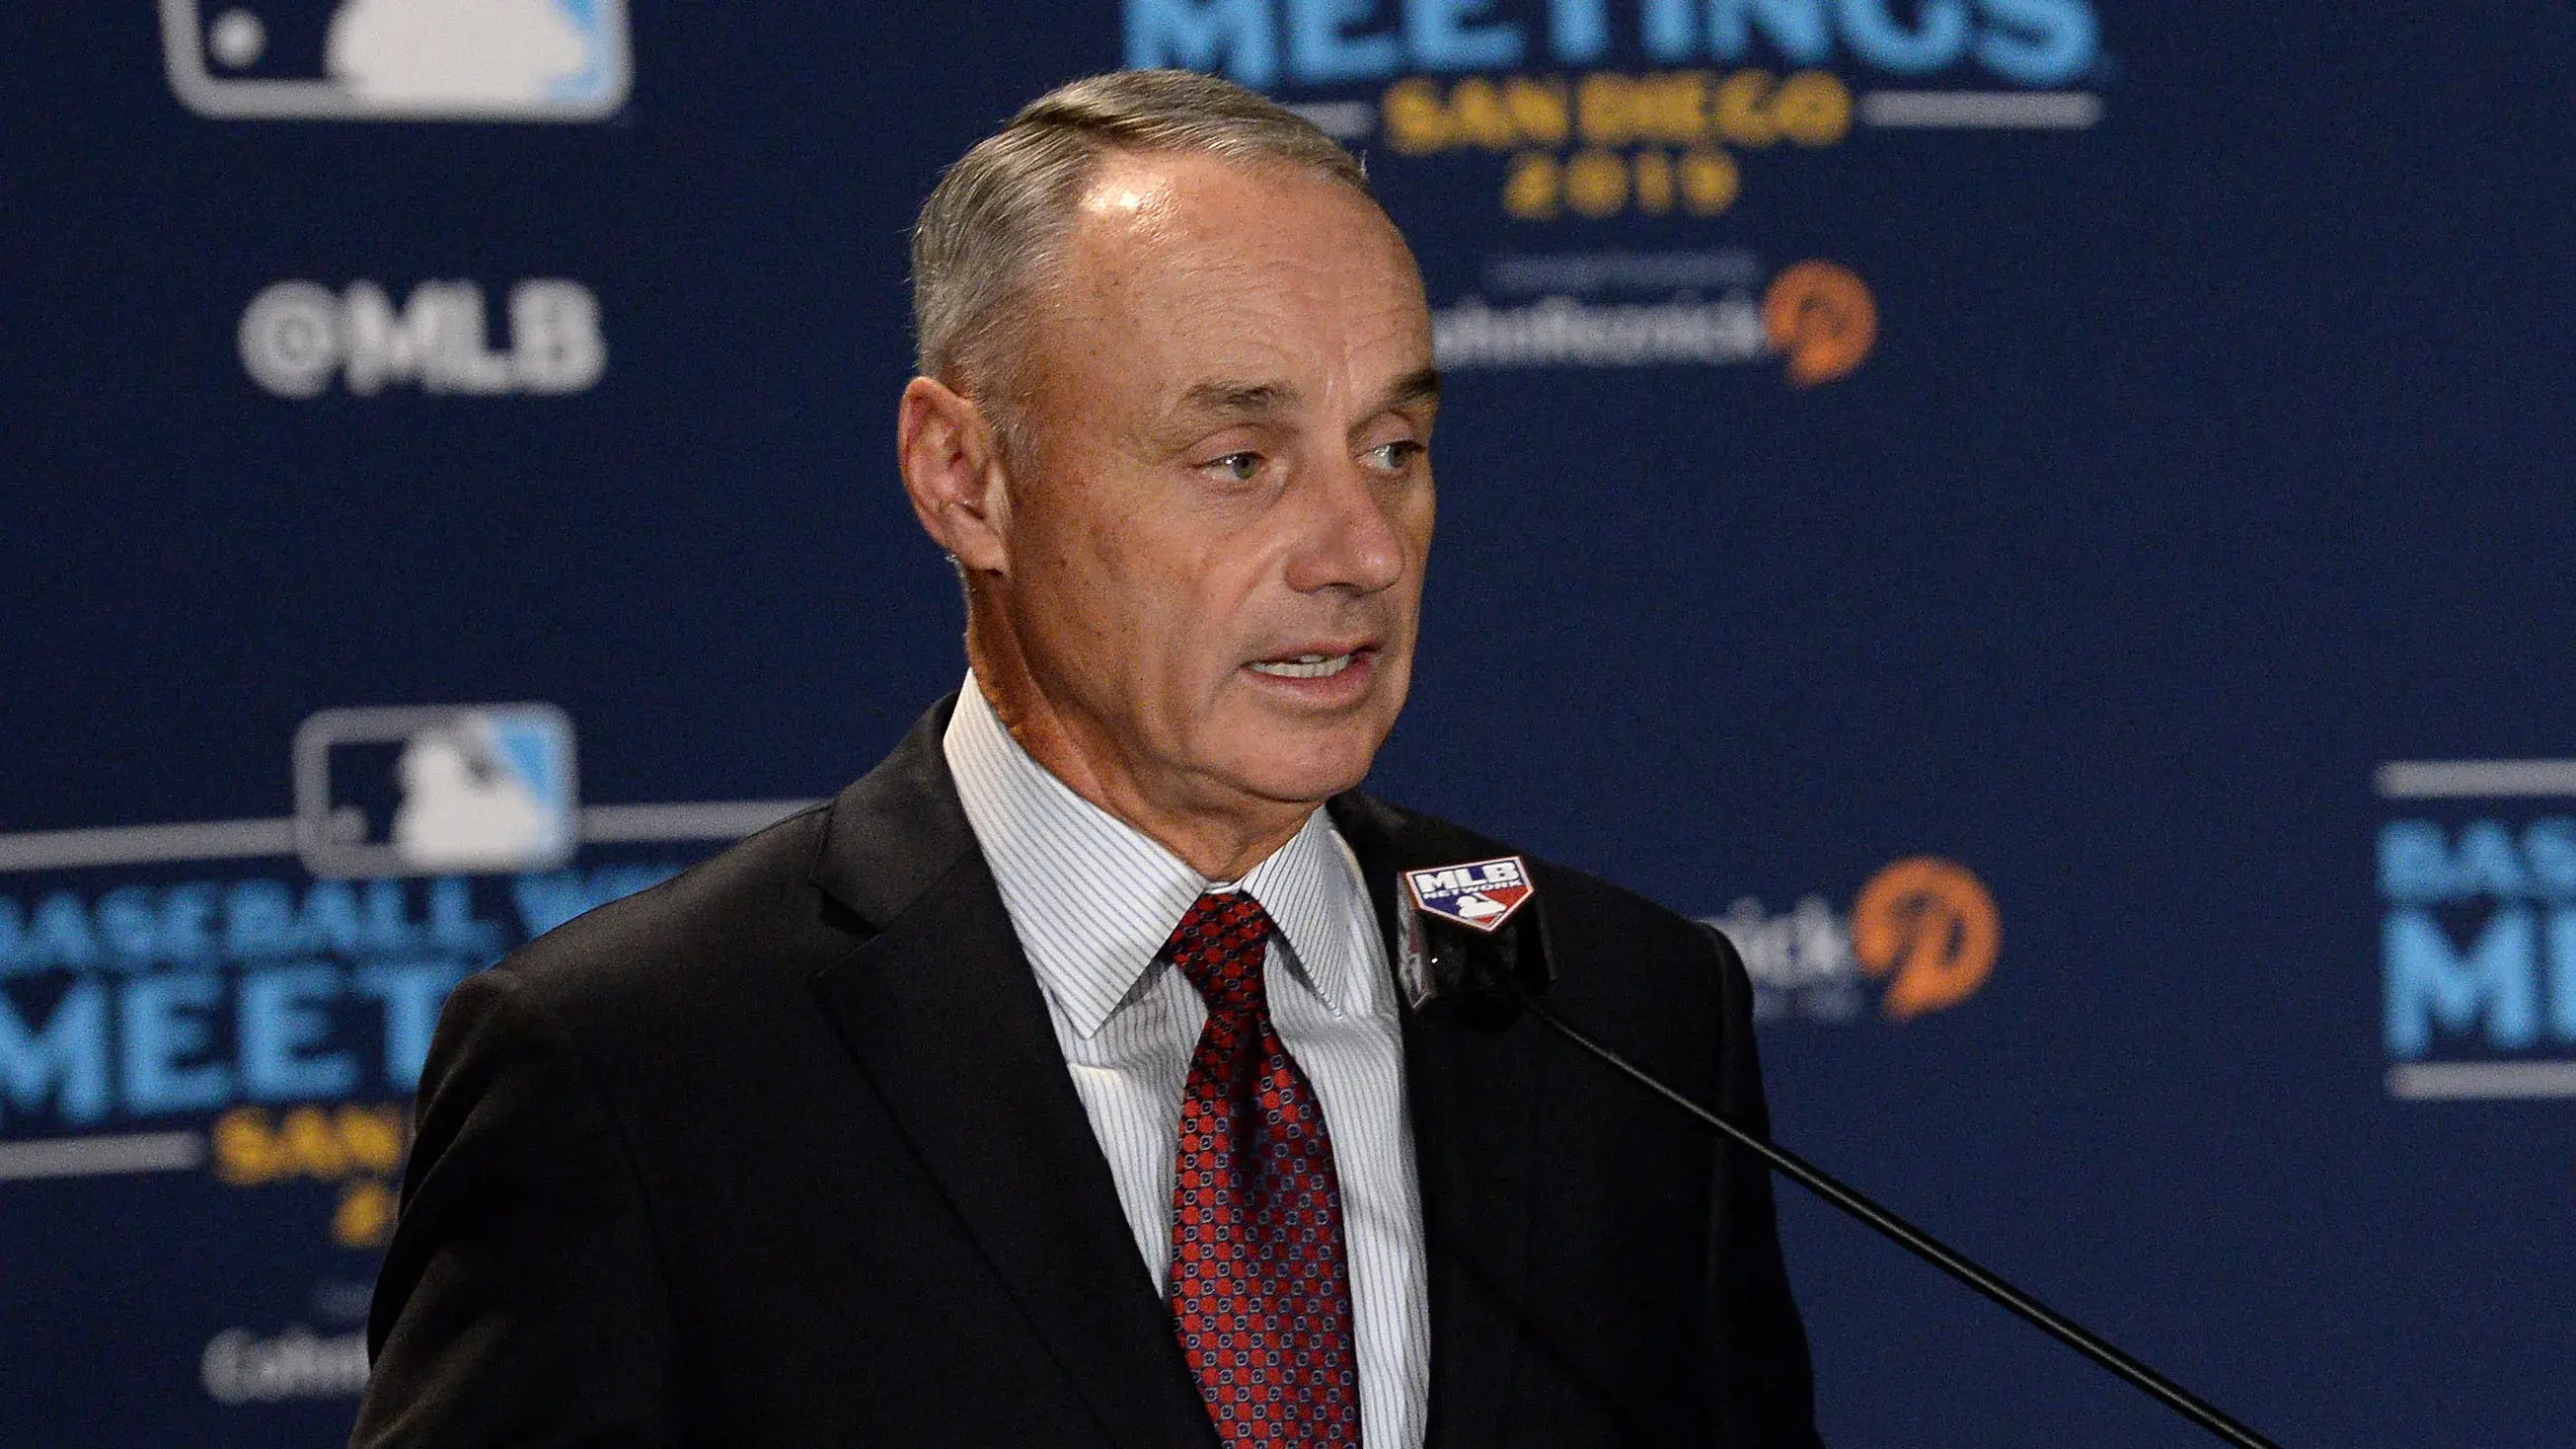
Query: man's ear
896 375 1012 575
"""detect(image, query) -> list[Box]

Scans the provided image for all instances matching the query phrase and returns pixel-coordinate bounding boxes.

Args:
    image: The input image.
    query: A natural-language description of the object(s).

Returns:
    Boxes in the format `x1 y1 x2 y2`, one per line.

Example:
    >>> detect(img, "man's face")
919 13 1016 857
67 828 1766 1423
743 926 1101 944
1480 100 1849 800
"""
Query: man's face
990 151 1437 830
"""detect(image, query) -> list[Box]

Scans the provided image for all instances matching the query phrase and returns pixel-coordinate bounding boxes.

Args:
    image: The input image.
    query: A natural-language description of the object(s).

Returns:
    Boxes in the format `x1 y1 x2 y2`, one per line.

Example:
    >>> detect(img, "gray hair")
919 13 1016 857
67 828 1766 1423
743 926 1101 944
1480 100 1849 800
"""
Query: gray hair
909 70 1375 452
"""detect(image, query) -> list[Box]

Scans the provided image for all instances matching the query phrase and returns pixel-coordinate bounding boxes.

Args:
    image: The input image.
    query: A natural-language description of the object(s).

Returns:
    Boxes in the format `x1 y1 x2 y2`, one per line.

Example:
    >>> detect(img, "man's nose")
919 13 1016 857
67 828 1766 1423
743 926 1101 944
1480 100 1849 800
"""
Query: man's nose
1282 453 1409 596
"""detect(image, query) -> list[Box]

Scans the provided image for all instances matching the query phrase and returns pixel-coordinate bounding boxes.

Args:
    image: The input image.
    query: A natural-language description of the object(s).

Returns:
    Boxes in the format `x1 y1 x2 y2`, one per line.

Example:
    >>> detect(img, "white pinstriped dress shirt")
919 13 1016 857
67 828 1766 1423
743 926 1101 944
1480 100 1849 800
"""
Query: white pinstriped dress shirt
943 676 1431 1449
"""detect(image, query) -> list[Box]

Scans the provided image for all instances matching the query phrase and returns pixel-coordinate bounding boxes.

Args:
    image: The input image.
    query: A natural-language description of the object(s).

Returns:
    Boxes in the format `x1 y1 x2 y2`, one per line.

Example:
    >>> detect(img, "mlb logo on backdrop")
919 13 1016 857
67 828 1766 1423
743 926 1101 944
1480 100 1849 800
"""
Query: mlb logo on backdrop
1405 856 1534 933
160 0 632 120
294 704 579 877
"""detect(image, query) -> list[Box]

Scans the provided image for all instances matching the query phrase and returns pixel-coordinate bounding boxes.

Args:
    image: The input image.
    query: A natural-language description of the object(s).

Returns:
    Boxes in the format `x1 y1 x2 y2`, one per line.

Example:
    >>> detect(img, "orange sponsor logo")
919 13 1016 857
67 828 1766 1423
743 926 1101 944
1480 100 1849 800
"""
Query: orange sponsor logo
1851 857 2000 1020
1762 260 1876 386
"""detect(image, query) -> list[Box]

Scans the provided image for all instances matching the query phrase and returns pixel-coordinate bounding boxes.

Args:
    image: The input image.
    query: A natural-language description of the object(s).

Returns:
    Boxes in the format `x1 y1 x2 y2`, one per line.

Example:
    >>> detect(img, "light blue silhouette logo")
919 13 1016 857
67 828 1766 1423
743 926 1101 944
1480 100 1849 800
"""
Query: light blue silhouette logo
162 0 632 121
295 705 580 876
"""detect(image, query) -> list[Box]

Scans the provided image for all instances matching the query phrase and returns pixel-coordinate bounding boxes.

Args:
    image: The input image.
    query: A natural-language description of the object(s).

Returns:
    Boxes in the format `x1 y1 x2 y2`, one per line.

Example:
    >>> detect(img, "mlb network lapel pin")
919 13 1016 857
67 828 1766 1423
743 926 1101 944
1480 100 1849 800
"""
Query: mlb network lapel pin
1403 856 1535 934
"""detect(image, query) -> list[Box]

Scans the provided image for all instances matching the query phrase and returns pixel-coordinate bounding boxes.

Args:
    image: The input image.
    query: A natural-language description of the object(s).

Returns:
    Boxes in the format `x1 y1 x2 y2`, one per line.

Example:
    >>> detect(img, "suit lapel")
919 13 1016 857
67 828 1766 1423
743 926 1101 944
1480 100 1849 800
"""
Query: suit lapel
1330 794 1544 1449
810 701 1214 1449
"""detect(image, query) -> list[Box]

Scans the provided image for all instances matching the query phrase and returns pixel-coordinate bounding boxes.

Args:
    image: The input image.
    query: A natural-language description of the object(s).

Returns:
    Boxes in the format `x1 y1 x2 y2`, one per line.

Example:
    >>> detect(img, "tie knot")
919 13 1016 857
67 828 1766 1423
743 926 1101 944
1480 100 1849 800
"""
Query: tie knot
1162 891 1275 1018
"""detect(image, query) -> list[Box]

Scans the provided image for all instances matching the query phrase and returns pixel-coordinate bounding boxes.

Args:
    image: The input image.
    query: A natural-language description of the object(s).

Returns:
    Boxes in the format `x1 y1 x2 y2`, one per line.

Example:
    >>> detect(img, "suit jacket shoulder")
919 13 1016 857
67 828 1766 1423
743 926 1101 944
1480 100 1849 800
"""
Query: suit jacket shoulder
468 685 980 1074
472 800 843 1061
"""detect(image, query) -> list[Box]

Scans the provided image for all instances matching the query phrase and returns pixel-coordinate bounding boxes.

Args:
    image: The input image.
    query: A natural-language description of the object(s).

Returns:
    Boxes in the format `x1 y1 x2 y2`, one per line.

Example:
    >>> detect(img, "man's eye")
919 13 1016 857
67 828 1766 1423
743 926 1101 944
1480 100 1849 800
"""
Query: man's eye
1204 452 1261 482
1365 440 1425 472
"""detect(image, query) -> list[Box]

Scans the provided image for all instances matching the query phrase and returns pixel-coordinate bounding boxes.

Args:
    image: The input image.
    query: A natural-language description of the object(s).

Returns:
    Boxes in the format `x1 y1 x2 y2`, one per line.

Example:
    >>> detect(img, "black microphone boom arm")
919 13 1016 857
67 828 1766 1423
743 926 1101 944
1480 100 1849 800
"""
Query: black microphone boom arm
1392 850 2283 1447
1516 994 2284 1449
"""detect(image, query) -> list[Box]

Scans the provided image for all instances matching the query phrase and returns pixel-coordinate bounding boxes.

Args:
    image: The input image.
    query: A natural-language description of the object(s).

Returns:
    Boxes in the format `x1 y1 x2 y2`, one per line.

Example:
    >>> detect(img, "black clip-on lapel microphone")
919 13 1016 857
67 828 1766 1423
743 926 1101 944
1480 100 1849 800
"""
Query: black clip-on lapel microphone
1395 856 2285 1449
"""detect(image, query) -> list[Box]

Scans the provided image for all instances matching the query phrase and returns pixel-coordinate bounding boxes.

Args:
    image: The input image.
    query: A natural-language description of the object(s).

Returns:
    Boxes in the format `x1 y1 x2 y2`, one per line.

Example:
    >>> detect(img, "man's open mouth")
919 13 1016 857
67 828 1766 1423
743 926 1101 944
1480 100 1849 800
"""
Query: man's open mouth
1248 650 1361 679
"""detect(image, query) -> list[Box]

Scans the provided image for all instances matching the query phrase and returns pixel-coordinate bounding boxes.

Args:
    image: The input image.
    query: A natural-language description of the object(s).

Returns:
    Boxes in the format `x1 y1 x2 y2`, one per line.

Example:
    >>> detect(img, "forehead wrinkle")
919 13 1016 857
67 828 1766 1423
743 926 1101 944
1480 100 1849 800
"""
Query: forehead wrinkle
1033 153 1431 453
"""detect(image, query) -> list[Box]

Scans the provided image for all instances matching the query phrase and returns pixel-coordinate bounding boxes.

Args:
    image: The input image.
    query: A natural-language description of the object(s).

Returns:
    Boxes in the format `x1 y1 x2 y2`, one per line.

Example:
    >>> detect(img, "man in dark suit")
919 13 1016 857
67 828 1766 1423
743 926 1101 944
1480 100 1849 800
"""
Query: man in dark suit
354 69 1823 1448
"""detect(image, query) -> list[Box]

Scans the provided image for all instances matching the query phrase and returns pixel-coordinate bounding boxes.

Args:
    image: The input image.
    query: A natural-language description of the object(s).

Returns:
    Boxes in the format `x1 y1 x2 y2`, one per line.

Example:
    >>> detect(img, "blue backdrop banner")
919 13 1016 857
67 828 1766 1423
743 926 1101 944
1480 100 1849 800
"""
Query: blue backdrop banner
4 3 2572 1444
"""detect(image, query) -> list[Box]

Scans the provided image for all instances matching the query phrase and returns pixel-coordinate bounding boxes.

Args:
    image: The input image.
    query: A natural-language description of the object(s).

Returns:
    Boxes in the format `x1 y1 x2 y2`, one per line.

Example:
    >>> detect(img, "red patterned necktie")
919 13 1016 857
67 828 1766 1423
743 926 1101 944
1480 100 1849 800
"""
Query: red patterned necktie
1162 891 1362 1446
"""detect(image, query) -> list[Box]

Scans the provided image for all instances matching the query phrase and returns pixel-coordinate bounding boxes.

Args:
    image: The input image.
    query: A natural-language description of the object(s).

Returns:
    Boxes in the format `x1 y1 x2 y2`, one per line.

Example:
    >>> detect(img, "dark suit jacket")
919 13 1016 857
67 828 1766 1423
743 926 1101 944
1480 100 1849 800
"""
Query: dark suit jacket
353 698 1824 1447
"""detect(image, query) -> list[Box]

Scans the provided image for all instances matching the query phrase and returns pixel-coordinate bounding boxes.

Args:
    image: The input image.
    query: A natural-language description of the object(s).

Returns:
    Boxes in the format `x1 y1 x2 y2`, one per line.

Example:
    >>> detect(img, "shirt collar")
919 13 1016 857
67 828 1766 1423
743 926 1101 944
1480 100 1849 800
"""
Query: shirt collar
942 674 1361 1037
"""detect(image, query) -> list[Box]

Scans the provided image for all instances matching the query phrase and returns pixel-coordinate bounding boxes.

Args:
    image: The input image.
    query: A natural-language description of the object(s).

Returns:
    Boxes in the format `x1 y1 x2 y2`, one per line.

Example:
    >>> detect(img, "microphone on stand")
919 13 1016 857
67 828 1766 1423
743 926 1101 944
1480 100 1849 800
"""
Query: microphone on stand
1393 854 2285 1449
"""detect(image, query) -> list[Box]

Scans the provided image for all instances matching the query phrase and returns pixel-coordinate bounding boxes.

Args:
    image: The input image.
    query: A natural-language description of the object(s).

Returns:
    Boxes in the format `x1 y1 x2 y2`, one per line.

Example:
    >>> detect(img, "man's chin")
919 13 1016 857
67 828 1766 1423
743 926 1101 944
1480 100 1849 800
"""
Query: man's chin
1215 728 1388 809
